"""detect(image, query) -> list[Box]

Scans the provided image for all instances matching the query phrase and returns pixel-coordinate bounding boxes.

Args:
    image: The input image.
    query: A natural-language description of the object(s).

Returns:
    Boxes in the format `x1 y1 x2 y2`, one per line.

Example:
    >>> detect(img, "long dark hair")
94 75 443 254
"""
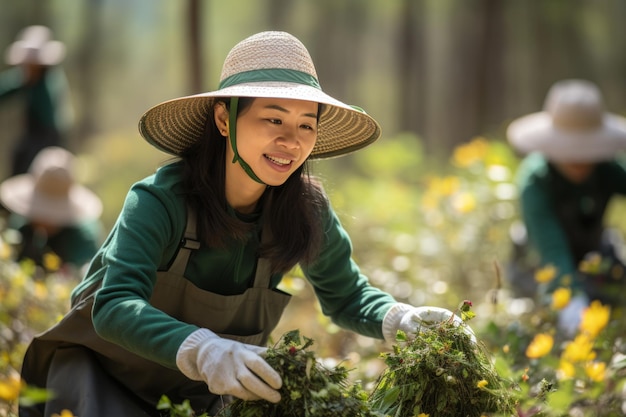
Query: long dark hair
181 97 327 274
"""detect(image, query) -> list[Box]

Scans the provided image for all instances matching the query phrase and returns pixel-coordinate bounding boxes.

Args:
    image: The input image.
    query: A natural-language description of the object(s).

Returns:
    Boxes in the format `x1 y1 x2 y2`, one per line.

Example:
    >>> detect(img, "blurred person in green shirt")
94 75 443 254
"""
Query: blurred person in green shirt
19 31 471 417
506 79 626 336
0 25 74 177
0 146 103 275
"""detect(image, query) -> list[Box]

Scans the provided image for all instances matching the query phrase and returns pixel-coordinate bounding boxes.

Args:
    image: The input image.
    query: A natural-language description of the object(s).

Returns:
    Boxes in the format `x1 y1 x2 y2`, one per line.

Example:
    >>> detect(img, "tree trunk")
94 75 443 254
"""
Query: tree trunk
187 0 203 94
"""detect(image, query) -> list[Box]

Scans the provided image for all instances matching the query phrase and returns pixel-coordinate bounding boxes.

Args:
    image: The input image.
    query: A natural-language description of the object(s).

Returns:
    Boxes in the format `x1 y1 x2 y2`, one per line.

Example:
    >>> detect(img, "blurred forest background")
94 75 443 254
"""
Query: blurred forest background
2 0 626 182
1 0 626 356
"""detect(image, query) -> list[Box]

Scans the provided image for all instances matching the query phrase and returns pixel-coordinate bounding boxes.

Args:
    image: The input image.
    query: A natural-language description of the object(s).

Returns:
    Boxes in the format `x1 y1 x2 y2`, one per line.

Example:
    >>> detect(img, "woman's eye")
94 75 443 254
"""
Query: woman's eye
268 118 282 125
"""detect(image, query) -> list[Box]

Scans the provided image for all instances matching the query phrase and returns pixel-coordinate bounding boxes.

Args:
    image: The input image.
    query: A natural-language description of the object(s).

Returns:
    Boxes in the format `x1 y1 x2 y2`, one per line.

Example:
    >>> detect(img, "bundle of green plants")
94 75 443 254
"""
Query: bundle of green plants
368 306 518 417
214 329 377 417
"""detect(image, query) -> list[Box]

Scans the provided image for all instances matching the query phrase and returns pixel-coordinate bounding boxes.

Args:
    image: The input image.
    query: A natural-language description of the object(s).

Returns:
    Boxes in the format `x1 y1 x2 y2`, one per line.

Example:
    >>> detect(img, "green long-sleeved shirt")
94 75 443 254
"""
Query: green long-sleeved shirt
72 161 397 369
7 213 103 267
516 152 626 292
0 66 73 135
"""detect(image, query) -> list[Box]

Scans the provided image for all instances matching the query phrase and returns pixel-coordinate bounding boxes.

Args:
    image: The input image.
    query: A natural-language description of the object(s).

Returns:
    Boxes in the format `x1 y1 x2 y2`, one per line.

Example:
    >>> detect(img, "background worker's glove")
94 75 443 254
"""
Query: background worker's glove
176 328 282 403
557 293 589 338
382 303 474 344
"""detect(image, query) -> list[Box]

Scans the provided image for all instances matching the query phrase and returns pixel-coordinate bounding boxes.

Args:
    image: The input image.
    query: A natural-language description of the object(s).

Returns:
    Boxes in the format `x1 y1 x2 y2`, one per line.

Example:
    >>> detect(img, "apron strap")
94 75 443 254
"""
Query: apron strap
167 205 274 289
167 205 201 276
252 227 273 289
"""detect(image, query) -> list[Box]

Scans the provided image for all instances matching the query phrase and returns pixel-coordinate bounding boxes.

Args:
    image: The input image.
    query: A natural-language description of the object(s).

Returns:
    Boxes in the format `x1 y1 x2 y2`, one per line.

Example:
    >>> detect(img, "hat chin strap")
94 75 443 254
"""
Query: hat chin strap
228 97 266 185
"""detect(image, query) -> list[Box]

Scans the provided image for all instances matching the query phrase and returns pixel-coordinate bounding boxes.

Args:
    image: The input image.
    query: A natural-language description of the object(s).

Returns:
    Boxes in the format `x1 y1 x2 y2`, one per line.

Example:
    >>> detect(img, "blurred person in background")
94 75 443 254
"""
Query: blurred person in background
506 79 626 336
0 25 74 177
0 146 103 276
19 31 471 417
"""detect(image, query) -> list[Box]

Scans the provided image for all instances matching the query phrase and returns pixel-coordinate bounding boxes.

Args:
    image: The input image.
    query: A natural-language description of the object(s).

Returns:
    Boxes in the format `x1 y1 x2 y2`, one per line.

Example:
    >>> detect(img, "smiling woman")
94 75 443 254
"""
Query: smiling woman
18 31 468 417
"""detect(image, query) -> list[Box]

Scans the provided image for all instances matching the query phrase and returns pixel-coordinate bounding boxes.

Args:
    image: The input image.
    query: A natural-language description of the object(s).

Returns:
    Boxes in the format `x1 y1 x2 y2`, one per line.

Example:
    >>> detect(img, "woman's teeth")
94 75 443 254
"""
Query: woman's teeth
265 155 291 165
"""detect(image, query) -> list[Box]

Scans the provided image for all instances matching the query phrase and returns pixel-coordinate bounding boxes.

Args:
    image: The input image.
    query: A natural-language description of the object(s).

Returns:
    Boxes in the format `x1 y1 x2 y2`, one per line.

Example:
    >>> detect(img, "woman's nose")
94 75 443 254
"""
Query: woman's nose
276 127 300 148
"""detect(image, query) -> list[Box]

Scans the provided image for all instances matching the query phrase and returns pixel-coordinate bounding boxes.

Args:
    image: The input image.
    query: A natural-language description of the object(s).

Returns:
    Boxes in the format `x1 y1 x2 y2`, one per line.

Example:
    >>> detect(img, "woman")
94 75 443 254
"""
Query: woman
0 25 73 177
20 31 464 417
0 146 103 274
506 79 626 335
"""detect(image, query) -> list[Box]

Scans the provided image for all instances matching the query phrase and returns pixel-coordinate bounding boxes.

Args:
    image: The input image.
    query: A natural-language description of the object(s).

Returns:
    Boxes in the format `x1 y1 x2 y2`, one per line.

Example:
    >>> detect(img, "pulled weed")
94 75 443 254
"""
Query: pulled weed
213 329 377 417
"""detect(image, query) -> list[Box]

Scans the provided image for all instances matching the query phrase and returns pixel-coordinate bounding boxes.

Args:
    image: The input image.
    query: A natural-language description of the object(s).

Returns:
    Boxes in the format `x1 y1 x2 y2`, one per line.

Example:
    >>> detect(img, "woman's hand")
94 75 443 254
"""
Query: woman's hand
176 329 282 403
382 303 475 344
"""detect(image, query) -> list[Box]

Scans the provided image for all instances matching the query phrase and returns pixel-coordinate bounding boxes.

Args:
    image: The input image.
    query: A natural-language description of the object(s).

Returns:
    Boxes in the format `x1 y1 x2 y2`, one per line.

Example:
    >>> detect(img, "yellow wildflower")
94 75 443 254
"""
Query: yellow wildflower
417 414 429 417
427 176 460 197
451 191 477 214
43 252 62 271
534 265 557 283
551 287 571 310
562 334 596 363
525 333 554 359
476 379 488 389
557 360 575 379
34 281 49 300
0 371 22 402
51 410 76 417
452 137 489 167
579 301 610 338
0 240 11 260
585 361 606 382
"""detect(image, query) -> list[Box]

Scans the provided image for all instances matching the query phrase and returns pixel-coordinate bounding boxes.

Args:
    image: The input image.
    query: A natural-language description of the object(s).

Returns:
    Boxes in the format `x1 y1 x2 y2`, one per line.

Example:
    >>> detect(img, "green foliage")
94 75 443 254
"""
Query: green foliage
157 395 209 417
369 310 517 417
213 330 376 417
482 300 626 417
0 229 78 416
2 135 626 417
318 136 521 318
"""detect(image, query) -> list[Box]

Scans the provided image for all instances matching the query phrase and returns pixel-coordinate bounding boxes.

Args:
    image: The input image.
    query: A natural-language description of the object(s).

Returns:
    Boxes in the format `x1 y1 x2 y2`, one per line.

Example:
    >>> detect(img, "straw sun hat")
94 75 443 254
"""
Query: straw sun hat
5 25 66 66
139 31 381 160
507 79 626 163
0 147 102 226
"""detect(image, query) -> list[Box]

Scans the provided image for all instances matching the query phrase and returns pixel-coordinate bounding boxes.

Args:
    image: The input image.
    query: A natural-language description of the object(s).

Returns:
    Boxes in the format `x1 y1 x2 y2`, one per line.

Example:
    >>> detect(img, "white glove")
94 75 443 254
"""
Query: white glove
382 303 474 344
176 329 282 403
557 294 589 338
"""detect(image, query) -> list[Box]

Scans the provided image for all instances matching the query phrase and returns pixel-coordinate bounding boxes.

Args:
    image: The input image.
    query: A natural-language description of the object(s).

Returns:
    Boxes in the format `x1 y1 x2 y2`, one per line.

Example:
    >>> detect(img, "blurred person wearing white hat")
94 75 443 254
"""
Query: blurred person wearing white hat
506 79 626 336
19 31 471 417
0 146 103 272
0 25 74 177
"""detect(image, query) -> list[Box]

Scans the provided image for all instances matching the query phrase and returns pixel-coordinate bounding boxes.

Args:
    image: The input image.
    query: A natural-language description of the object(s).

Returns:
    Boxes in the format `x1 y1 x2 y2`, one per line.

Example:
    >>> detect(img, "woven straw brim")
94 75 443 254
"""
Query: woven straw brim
138 82 381 160
0 175 102 225
507 111 626 162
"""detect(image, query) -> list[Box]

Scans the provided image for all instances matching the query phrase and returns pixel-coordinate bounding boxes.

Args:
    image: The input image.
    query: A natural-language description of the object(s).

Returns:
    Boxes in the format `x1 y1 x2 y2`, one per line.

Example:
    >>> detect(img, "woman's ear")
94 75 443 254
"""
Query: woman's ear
214 102 229 137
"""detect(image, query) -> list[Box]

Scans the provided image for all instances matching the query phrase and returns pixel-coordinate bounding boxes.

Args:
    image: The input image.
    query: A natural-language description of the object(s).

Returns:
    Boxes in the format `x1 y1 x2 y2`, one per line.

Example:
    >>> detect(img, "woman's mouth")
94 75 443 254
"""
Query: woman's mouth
264 154 293 167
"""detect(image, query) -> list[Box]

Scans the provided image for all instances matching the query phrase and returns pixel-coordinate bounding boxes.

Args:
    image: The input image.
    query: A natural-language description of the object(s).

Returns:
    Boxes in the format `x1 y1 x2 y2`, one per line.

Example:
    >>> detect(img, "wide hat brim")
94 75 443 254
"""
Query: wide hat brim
6 39 66 66
0 174 103 226
507 111 626 162
138 82 382 160
6 26 65 66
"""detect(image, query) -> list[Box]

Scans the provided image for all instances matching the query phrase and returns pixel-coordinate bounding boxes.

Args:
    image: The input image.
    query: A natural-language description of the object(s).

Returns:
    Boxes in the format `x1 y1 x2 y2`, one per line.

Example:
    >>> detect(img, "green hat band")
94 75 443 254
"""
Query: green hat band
219 68 321 90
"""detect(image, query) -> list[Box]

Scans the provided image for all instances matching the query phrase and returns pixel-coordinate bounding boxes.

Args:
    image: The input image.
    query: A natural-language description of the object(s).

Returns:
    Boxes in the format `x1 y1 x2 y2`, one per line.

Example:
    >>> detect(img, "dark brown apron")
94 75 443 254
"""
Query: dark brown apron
19 208 291 417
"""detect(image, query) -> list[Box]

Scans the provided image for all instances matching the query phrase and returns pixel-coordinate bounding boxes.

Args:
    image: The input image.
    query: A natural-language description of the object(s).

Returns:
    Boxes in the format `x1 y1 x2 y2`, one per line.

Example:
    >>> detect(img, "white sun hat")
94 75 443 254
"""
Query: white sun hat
0 147 102 226
507 79 626 162
5 25 66 66
138 31 381 160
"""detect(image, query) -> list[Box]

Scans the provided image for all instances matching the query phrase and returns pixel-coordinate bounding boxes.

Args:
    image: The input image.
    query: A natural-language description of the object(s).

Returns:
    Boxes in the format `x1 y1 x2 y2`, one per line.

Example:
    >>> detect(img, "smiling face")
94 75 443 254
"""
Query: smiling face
214 97 319 211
